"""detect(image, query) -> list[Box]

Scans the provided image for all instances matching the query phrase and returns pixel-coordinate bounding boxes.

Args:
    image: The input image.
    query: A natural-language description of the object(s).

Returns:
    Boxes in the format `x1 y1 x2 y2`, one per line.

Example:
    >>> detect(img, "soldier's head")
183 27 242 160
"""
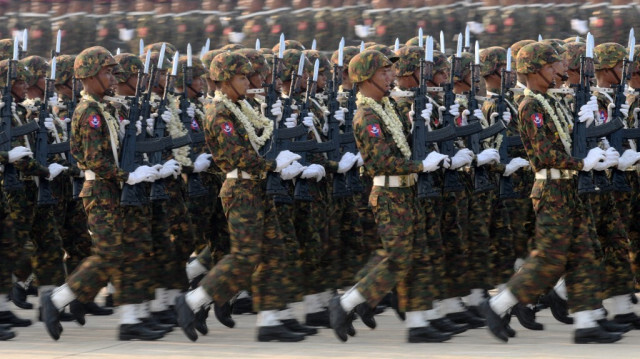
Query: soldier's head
479 46 507 90
135 0 155 12
236 48 270 90
54 55 78 99
430 50 450 87
631 45 640 89
448 52 474 93
594 42 627 87
366 45 399 63
516 42 562 91
0 39 14 61
68 0 88 12
563 42 586 86
272 40 305 54
511 39 536 84
75 46 118 97
30 0 51 13
175 56 208 99
144 42 177 59
202 49 226 95
221 44 245 51
372 0 392 9
393 45 423 90
541 39 568 85
20 55 49 100
0 60 32 102
331 45 359 89
349 50 394 101
94 0 112 15
293 0 311 9
248 0 265 12
280 49 312 94
202 0 221 11
209 52 254 101
312 0 329 7
114 53 143 96
304 50 331 91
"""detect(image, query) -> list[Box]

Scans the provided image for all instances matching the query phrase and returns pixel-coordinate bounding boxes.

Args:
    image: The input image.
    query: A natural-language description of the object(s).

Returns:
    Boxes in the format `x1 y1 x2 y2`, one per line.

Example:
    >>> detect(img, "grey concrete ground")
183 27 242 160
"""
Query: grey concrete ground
2 296 640 359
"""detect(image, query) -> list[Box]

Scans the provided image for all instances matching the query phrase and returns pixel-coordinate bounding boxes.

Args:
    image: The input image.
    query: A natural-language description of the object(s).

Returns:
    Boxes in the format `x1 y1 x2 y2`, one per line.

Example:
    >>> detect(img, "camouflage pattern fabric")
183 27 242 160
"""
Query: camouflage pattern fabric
113 53 143 83
20 56 49 87
74 46 117 79
348 50 392 84
594 42 626 70
54 55 76 86
209 52 253 82
516 43 562 75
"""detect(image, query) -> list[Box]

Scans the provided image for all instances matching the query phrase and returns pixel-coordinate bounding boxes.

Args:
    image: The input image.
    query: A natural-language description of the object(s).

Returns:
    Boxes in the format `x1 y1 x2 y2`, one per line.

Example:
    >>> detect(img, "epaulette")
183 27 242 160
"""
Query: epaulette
19 13 51 19
155 13 174 19
127 11 156 16
291 7 312 15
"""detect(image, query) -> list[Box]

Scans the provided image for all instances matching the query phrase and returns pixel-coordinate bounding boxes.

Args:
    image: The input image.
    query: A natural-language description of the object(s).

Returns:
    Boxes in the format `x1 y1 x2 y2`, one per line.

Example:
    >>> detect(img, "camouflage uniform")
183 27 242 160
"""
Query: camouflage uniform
24 12 52 57
54 11 95 55
506 43 600 312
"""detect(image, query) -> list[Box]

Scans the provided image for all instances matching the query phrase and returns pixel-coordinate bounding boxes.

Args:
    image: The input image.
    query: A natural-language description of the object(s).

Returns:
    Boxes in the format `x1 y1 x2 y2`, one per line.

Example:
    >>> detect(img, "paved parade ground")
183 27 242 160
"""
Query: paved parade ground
2 296 640 359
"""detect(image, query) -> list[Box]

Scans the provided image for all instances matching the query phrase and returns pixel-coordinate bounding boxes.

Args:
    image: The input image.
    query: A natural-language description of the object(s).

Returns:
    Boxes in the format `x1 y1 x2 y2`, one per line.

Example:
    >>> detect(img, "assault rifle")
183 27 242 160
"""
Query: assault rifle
148 45 171 201
0 49 24 191
35 58 57 205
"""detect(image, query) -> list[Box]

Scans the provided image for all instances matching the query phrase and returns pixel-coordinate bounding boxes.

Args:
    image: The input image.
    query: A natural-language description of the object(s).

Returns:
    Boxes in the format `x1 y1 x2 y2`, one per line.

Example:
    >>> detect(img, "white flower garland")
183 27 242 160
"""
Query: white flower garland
166 94 192 167
213 90 273 150
524 88 572 155
356 93 411 159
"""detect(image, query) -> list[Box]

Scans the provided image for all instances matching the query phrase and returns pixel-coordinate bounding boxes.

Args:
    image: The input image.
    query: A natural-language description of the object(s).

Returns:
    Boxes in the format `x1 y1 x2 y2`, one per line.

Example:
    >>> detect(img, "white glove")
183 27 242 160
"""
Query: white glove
158 159 181 179
44 117 56 133
422 151 449 172
471 108 485 122
193 153 212 173
300 163 326 182
337 152 358 173
593 147 620 171
476 148 500 166
160 111 173 124
448 103 460 118
420 103 433 122
275 150 301 172
449 148 474 169
581 147 606 171
302 115 314 129
503 157 530 177
46 163 68 181
126 165 160 185
617 149 640 171
187 103 196 119
62 117 71 124
283 113 297 128
135 119 142 136
322 122 329 136
118 119 130 137
146 117 154 135
48 95 58 107
459 110 470 126
578 96 597 124
334 108 345 126
608 102 630 121
280 160 306 180
7 146 32 163
355 152 364 167
228 31 245 44
270 100 283 120
491 111 512 125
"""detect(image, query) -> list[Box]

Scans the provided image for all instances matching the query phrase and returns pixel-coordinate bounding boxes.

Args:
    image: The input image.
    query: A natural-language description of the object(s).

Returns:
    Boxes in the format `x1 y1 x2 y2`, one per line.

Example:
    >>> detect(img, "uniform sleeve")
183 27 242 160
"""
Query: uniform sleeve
75 108 128 181
12 157 50 177
353 108 423 176
518 98 583 171
205 106 276 174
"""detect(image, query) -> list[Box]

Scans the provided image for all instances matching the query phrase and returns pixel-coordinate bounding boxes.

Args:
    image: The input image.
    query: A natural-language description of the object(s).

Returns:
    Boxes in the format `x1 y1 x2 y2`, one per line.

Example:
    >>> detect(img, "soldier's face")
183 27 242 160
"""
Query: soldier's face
368 66 394 96
226 74 250 99
12 80 28 101
92 66 117 97
612 61 624 81
432 71 448 86
316 72 327 91
248 73 263 89
630 72 640 89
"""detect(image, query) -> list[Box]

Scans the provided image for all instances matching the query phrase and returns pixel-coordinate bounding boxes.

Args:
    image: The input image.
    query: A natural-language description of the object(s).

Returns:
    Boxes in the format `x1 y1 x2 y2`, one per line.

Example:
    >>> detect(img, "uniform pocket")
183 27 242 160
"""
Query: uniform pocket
79 181 94 198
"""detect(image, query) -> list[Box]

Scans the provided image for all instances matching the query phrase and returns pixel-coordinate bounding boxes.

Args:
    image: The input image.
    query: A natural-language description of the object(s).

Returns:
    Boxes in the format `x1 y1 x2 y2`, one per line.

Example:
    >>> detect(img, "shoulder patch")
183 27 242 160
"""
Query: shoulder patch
530 113 543 128
599 109 608 123
221 122 234 136
89 114 102 129
367 123 381 137
191 118 200 131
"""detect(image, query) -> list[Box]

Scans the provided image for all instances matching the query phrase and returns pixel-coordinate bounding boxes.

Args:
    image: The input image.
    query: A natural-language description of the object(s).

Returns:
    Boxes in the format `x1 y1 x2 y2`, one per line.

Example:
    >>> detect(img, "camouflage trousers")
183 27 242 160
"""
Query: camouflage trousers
589 189 633 298
488 192 515 286
5 181 66 286
508 171 536 258
58 198 92 273
0 197 19 292
199 179 286 311
355 186 433 312
335 194 365 288
611 171 640 289
279 201 303 304
440 175 469 298
68 179 149 305
508 179 600 313
119 203 155 303
189 172 229 262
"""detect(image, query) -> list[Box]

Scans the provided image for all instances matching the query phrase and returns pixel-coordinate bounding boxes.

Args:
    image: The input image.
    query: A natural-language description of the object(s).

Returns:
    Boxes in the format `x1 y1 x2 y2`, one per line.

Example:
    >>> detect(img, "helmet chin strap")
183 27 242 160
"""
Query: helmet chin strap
95 75 114 97
611 68 622 84
228 81 244 101
539 70 554 89
369 77 389 97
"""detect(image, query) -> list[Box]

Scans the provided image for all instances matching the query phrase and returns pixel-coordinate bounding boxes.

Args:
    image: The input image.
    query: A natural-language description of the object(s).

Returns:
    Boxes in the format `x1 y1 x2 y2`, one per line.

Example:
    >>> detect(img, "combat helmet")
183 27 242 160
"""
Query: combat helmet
21 55 49 87
516 42 562 74
594 43 627 70
176 56 209 86
393 45 423 77
479 47 507 77
54 55 77 86
0 59 31 88
209 52 253 82
236 48 270 80
74 46 117 79
348 50 393 84
113 53 143 83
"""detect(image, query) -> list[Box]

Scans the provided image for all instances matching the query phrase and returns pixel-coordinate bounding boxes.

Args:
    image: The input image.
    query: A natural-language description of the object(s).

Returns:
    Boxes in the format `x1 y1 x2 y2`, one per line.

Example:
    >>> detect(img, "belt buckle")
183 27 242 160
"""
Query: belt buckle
399 176 408 187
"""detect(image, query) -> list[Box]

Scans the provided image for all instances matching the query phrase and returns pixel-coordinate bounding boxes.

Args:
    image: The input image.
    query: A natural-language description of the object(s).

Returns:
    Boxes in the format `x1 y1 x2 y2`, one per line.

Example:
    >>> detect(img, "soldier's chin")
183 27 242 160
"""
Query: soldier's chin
549 80 557 88
103 89 115 97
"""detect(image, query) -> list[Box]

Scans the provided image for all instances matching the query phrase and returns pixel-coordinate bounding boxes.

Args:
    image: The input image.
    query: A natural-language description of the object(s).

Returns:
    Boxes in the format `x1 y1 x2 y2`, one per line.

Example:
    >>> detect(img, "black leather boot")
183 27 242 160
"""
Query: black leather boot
574 327 622 344
305 309 330 327
407 326 452 343
512 303 544 330
214 301 235 328
174 294 198 342
478 300 508 342
85 301 114 316
355 303 376 329
257 324 305 342
118 323 165 341
9 283 32 310
430 317 469 335
281 318 318 336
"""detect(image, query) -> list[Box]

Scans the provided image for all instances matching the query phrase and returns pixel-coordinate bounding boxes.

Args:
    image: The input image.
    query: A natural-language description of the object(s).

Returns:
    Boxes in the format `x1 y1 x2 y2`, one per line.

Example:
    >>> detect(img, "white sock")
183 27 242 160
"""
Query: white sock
591 308 606 321
304 293 324 314
185 287 212 312
573 310 597 329
151 288 168 312
107 282 115 294
340 287 366 312
257 310 281 327
423 308 441 321
0 294 9 311
466 289 485 307
489 288 518 317
610 294 634 316
186 260 208 282
136 302 151 319
441 297 465 315
165 289 180 307
120 304 141 325
237 290 250 299
554 278 568 301
51 284 76 310
406 311 428 328
496 283 508 293
278 306 296 320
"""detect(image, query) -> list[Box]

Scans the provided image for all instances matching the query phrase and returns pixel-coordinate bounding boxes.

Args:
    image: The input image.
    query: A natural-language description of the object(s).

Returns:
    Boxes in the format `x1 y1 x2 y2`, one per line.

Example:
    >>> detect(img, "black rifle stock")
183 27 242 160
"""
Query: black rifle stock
466 63 494 193
293 75 319 202
326 63 351 198
608 58 632 192
180 64 208 198
572 55 597 194
35 77 57 205
119 69 145 206
496 69 521 199
67 78 83 199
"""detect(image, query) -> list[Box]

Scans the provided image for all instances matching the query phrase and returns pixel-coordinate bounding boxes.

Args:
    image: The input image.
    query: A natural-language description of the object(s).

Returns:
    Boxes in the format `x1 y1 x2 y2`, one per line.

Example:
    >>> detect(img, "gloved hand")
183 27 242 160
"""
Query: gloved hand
302 115 314 129
300 163 326 182
421 103 434 122
578 96 597 125
126 165 160 185
355 152 364 167
7 146 32 163
193 153 212 173
334 108 345 126
135 119 142 135
275 150 301 172
449 148 474 169
160 110 173 124
46 163 68 181
476 148 500 166
581 147 606 171
270 100 283 121
503 157 530 176
146 117 154 135
491 111 512 125
448 103 460 118
44 117 56 133
593 147 620 171
187 103 196 119
337 152 358 173
280 161 306 180
158 159 181 179
228 31 245 44
48 95 58 107
608 102 630 121
62 117 71 124
617 149 640 170
283 113 297 128
462 108 485 125
422 151 449 172
118 119 130 137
